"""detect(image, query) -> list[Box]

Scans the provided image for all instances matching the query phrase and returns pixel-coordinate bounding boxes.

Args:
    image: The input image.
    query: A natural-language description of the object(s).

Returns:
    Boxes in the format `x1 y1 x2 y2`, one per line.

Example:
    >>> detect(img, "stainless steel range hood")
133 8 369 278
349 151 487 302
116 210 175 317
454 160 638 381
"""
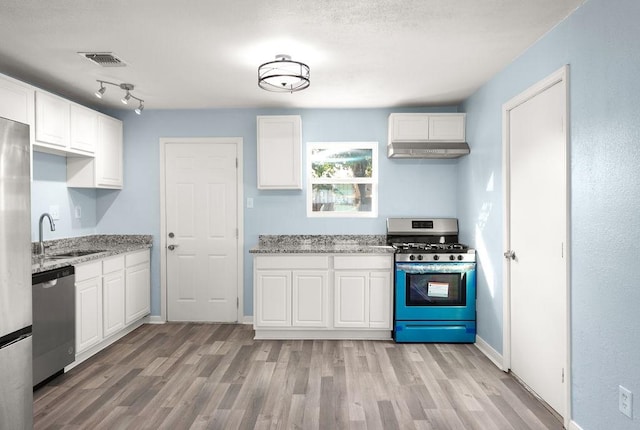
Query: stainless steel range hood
387 140 470 159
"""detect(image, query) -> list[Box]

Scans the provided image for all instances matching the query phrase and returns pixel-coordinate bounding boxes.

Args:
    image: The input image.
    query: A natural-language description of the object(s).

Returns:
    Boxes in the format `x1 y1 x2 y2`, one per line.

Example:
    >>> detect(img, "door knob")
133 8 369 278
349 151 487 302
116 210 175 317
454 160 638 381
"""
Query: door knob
503 250 516 260
168 244 179 251
168 232 175 238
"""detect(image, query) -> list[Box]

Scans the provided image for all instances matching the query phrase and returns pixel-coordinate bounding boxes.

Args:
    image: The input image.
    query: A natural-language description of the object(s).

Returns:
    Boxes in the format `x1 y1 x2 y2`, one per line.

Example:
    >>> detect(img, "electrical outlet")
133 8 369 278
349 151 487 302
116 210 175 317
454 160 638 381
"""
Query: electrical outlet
74 206 82 219
247 198 254 208
48 205 60 220
619 385 633 419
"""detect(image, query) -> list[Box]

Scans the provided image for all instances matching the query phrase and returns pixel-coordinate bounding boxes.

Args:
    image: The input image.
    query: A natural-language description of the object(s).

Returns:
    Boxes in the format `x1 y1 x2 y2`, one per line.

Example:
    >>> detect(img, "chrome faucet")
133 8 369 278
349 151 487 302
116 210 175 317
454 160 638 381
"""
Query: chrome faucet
38 213 56 256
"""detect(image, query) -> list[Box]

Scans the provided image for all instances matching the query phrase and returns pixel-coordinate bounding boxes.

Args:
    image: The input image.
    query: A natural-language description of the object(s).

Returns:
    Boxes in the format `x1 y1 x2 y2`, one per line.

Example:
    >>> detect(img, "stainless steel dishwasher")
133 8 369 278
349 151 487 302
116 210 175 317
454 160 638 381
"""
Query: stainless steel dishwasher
32 266 75 387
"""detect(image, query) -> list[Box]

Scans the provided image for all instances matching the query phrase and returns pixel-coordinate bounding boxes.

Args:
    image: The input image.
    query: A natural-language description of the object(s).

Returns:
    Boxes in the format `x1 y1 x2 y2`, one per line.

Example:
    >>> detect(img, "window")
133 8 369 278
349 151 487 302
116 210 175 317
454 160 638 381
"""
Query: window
307 142 378 217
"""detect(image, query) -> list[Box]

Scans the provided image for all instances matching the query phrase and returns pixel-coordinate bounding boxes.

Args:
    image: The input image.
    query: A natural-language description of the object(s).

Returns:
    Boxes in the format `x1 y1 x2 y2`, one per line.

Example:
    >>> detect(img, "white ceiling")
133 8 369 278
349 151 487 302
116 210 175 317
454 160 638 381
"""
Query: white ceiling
0 0 584 111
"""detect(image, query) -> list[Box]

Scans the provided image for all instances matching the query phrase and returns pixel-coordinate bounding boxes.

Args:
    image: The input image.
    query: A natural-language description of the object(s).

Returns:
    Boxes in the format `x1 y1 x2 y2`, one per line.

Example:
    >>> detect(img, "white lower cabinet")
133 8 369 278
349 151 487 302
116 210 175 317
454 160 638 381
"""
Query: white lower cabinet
102 256 125 337
334 270 392 329
253 253 392 339
74 249 150 360
292 271 329 328
75 261 102 353
255 270 292 327
125 250 151 324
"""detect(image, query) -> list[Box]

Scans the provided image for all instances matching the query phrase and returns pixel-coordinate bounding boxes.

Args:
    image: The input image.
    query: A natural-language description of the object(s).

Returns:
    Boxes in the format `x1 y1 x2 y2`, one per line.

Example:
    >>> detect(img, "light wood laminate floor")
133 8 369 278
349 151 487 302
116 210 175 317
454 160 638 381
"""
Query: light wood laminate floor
33 323 563 430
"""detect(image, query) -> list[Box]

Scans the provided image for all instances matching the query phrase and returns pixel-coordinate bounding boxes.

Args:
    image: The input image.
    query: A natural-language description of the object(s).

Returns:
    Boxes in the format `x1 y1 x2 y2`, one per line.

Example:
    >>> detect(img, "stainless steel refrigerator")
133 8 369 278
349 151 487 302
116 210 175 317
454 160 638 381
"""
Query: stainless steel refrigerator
0 116 33 429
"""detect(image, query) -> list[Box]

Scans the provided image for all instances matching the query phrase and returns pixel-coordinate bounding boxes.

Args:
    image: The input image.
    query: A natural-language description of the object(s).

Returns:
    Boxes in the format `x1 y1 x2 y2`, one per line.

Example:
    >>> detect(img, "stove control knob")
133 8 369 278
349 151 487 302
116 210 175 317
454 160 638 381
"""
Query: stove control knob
409 255 416 261
417 255 424 261
433 255 440 261
449 255 455 261
457 255 463 261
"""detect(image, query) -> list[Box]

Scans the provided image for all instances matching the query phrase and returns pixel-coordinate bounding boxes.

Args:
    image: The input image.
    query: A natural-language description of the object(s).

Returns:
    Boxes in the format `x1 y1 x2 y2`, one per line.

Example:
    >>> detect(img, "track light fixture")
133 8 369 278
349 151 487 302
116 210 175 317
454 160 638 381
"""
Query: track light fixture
94 80 144 114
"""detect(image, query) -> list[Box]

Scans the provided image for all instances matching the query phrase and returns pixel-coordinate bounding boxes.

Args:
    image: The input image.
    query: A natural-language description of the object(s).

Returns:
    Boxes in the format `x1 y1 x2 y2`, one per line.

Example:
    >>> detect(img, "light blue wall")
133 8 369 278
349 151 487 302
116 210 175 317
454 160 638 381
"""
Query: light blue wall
31 152 97 241
460 0 640 428
97 106 460 318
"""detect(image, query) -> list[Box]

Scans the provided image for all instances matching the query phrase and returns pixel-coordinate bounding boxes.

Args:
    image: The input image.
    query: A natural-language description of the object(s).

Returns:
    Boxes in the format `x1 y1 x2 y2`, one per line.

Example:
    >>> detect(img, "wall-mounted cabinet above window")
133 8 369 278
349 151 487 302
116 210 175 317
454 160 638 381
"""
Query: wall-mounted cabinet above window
257 115 302 189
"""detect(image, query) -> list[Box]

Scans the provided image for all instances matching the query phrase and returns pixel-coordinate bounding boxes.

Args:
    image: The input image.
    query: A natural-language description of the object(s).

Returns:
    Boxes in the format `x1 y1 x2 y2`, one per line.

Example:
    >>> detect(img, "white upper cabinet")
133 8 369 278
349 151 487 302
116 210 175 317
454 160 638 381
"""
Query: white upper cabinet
389 113 465 142
0 74 34 126
428 114 466 141
69 104 98 155
96 114 123 188
35 90 70 148
35 89 103 157
67 114 123 189
257 115 302 189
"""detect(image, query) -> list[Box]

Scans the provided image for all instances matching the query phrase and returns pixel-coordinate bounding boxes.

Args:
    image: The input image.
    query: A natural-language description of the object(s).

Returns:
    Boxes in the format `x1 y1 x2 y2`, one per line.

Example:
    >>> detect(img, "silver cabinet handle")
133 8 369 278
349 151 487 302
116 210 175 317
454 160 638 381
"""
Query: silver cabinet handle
168 244 179 251
503 250 516 260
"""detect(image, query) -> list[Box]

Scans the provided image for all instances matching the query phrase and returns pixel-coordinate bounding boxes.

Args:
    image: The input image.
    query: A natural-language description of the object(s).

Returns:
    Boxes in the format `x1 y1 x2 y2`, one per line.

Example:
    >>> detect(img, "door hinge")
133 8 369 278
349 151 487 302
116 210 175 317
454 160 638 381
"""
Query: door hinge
235 228 238 238
236 158 238 168
562 368 565 383
237 297 239 309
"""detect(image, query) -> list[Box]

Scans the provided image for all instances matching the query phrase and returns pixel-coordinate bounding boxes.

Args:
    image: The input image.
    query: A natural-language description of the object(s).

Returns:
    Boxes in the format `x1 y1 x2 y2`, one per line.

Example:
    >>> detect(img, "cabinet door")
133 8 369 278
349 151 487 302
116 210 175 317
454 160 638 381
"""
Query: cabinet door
255 270 291 327
334 271 368 328
292 270 328 328
96 114 123 188
70 104 98 154
0 74 34 125
369 271 392 329
76 276 102 354
428 114 465 141
125 261 151 324
390 114 429 141
257 115 302 189
35 91 70 148
103 269 125 337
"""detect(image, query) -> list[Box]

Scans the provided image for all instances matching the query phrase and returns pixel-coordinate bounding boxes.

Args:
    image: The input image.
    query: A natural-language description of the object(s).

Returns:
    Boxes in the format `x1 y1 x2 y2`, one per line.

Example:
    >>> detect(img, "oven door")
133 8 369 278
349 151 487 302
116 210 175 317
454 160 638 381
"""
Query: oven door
395 262 476 321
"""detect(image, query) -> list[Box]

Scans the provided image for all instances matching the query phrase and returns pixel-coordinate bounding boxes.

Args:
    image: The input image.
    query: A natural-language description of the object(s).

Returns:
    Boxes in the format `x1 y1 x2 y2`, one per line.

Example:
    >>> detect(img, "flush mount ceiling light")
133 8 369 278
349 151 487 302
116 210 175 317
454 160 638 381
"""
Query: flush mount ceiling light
94 80 145 114
258 54 310 93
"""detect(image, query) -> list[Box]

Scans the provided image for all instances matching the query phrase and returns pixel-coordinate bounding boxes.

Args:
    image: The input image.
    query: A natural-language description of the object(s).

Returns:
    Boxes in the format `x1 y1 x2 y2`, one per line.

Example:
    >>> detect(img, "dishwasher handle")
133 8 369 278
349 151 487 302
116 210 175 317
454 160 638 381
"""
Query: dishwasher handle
40 279 58 289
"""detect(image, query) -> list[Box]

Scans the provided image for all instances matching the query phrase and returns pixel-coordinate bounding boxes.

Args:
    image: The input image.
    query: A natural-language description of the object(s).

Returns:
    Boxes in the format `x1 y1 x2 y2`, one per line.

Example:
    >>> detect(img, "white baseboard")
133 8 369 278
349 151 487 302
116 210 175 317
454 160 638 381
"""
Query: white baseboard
146 315 165 324
254 329 392 340
568 421 583 430
475 335 504 370
242 315 253 325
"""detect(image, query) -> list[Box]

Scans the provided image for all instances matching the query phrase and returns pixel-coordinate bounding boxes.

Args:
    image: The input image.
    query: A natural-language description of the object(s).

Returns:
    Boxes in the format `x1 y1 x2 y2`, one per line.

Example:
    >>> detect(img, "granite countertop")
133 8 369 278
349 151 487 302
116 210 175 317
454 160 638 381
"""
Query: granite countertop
32 234 153 274
250 235 395 254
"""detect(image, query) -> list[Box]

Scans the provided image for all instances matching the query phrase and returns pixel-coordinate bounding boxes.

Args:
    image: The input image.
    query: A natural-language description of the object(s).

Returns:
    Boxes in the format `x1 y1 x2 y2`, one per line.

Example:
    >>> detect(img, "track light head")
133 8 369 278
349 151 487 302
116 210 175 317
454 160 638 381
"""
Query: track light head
95 83 106 99
134 101 144 115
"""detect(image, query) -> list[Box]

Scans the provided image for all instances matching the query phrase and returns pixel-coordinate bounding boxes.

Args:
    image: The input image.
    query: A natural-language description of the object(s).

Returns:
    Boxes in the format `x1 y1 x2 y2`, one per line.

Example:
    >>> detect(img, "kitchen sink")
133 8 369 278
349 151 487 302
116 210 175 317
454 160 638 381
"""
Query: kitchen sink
44 250 107 260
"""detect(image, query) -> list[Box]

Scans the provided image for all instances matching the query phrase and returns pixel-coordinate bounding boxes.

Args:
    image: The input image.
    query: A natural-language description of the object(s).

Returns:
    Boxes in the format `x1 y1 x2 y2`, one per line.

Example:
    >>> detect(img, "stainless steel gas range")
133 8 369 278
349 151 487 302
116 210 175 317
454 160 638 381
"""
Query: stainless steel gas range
387 218 477 343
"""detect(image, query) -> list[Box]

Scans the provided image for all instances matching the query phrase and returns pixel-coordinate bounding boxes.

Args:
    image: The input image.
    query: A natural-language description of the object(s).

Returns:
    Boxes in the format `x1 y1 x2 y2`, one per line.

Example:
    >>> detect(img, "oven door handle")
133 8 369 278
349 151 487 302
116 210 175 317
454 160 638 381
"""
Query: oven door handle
396 262 476 274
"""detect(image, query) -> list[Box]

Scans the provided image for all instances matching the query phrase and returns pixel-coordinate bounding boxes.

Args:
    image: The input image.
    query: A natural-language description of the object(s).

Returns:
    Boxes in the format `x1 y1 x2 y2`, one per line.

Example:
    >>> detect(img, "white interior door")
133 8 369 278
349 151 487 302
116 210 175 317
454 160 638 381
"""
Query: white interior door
164 139 239 322
504 68 568 418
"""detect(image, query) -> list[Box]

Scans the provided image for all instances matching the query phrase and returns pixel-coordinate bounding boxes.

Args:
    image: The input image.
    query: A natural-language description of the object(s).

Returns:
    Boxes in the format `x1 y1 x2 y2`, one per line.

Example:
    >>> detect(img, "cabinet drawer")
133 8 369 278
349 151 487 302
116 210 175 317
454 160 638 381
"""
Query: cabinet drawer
255 255 329 270
334 255 393 270
102 255 125 274
75 261 101 281
126 249 150 267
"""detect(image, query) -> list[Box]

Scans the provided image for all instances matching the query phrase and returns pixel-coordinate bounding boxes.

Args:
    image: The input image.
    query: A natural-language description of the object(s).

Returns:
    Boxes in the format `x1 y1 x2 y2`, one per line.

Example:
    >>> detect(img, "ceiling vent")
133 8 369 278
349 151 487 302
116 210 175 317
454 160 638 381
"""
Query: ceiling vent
78 52 126 67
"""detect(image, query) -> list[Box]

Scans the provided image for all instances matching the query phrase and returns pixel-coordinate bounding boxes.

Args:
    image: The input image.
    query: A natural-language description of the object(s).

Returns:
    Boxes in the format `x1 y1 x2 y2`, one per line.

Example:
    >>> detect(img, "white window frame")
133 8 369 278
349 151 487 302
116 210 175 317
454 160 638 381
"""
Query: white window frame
306 141 378 218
